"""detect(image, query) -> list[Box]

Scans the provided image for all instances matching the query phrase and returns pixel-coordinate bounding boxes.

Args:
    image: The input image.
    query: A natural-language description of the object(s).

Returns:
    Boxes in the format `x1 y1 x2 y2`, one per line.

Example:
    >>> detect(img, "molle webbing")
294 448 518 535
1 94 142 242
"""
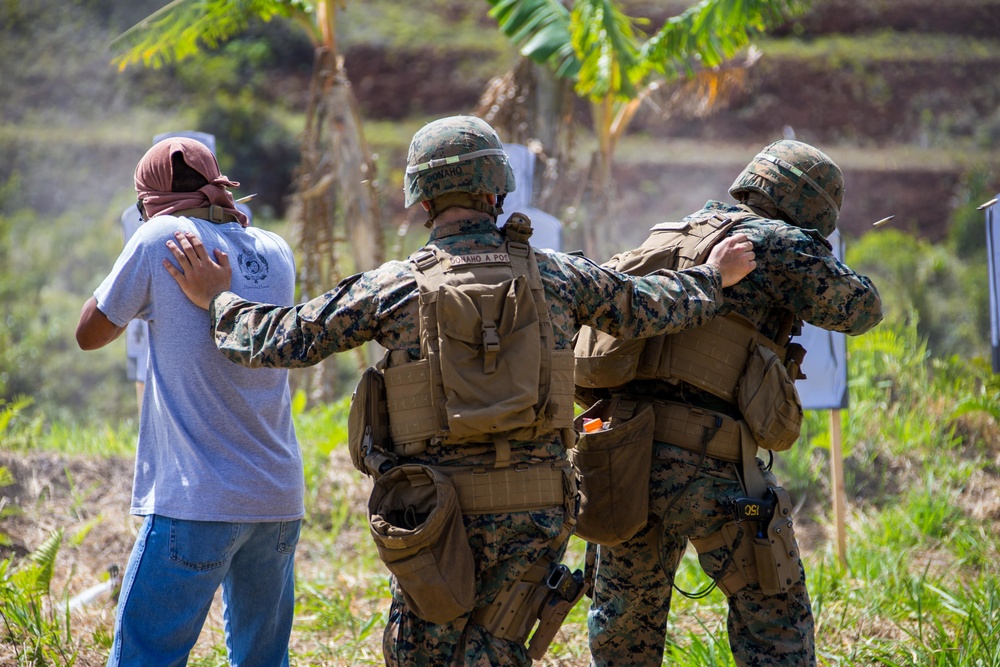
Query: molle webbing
635 312 787 403
649 400 742 462
383 352 575 453
437 460 572 514
574 207 784 397
384 360 436 447
606 395 742 462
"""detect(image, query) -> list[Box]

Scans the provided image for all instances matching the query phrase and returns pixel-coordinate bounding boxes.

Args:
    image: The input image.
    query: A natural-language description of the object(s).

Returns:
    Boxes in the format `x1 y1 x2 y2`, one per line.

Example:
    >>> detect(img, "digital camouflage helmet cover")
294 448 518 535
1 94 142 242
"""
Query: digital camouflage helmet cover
729 139 844 238
404 115 515 222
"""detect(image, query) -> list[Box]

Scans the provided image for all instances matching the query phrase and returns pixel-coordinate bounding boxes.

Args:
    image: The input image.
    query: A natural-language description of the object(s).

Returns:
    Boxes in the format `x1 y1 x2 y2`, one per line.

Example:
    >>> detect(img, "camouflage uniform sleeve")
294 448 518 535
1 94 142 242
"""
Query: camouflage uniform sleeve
540 252 722 346
208 261 418 368
757 226 883 334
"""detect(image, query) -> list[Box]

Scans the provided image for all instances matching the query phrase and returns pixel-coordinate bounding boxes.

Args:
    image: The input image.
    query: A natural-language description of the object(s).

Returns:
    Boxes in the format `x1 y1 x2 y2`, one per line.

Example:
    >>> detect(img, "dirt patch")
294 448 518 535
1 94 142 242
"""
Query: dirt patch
1 452 136 667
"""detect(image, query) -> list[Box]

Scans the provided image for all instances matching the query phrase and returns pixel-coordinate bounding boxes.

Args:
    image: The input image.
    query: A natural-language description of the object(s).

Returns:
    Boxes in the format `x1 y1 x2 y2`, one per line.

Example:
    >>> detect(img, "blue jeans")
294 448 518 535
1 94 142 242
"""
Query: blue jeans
107 515 301 667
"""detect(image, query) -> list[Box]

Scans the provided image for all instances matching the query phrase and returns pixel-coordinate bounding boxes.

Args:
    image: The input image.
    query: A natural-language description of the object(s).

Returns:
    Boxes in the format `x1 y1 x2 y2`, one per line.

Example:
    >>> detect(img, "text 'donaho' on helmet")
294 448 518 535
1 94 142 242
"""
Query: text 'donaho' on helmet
404 115 516 208
729 140 844 237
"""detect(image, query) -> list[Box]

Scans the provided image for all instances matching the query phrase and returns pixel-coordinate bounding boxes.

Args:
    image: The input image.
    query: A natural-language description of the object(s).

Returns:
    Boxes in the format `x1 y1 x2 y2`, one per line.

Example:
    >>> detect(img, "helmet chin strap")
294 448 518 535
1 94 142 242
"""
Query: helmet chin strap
423 193 504 227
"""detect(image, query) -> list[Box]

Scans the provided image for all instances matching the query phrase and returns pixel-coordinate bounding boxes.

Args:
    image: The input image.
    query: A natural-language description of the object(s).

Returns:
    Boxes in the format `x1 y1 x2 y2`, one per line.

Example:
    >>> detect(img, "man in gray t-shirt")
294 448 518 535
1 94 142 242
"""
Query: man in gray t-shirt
76 137 302 667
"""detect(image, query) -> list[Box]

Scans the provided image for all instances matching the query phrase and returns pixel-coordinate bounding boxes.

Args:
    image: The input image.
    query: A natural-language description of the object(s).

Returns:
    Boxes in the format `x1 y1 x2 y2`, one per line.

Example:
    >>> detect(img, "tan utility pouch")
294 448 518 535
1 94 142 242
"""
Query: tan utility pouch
736 344 803 452
348 362 392 477
368 464 476 624
573 327 646 389
570 400 655 546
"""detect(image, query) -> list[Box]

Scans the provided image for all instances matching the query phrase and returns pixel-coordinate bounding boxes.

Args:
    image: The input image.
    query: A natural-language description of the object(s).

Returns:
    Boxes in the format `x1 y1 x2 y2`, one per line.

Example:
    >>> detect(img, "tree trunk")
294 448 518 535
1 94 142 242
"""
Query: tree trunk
290 46 384 405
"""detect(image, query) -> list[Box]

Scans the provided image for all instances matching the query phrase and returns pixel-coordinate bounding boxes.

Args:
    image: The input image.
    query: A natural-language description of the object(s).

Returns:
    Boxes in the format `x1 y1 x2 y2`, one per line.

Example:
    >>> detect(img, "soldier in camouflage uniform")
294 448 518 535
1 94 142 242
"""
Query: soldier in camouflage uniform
163 115 757 666
579 140 883 667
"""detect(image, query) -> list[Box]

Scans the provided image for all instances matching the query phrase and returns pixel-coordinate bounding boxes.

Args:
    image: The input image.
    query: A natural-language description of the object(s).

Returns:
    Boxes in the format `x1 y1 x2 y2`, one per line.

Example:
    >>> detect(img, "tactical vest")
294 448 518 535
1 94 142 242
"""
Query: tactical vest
383 217 576 460
574 206 806 454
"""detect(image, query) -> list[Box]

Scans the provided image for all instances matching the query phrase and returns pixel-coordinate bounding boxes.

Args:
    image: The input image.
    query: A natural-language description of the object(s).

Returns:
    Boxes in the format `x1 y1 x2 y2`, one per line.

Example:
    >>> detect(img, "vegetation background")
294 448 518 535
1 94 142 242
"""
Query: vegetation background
2 0 1000 665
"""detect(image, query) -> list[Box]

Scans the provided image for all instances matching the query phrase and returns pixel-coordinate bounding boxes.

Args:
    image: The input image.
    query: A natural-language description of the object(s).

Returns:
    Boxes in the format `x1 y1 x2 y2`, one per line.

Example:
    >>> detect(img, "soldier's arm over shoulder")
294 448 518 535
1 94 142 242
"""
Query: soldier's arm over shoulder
210 264 412 367
545 250 722 341
762 225 883 335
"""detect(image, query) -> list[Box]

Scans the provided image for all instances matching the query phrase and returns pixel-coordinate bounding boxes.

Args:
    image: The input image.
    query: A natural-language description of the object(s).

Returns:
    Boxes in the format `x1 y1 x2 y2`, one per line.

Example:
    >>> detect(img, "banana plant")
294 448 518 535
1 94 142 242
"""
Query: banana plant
487 0 809 255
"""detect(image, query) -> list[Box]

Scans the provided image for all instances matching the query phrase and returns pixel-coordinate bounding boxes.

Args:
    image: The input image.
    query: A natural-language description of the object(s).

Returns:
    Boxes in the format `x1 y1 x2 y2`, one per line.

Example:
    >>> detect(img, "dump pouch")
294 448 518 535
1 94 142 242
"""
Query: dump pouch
736 344 803 452
570 399 655 546
348 363 392 476
368 464 476 624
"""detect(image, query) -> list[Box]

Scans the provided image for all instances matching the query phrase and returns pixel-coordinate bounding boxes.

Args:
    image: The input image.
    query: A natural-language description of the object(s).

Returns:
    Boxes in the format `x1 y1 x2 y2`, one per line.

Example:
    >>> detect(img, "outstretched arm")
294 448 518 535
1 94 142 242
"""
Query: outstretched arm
163 230 232 309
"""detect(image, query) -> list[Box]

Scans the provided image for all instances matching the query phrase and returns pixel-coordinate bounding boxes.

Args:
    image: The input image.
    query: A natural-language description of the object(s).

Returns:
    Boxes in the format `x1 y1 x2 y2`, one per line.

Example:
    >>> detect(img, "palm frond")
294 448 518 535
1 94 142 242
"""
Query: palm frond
952 395 1000 423
571 0 646 100
643 0 808 78
27 529 63 596
487 0 580 80
110 0 308 71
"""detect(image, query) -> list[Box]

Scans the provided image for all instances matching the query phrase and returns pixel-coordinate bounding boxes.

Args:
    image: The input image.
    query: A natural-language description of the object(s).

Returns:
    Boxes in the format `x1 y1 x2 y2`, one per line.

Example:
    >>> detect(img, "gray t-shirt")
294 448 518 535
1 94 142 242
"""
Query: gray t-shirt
95 215 303 522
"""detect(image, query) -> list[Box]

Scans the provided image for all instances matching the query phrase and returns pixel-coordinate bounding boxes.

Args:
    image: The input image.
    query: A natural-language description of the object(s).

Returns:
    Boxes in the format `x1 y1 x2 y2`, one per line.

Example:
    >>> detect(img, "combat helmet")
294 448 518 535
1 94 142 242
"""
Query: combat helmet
404 115 515 223
729 139 844 237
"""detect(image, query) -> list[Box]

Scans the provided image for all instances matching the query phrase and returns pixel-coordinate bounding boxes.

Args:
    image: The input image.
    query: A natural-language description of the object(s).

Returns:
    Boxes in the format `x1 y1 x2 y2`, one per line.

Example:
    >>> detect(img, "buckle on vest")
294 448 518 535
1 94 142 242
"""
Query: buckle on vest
412 249 438 271
506 241 530 258
479 292 501 373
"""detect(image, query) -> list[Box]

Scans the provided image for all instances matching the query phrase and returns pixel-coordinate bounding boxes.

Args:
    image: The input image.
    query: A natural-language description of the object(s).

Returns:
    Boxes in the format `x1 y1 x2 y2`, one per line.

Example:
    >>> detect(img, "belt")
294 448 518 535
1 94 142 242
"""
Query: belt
648 400 742 462
435 461 571 514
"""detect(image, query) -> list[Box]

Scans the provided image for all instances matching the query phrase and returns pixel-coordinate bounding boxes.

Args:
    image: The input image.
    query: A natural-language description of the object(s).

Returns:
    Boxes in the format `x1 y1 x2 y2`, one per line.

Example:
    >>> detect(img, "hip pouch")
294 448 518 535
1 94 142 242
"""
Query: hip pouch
570 400 655 546
737 344 803 452
348 363 394 477
368 464 476 624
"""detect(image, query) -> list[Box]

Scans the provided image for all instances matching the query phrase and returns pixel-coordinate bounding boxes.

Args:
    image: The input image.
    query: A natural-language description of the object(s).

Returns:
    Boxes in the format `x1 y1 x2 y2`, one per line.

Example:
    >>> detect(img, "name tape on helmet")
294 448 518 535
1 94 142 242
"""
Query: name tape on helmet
406 148 508 174
753 153 840 213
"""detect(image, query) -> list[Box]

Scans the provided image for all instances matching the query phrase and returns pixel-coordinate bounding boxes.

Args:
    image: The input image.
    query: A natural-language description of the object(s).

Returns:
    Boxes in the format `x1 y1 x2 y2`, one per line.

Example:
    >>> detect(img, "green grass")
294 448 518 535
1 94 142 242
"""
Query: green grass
3 317 1000 665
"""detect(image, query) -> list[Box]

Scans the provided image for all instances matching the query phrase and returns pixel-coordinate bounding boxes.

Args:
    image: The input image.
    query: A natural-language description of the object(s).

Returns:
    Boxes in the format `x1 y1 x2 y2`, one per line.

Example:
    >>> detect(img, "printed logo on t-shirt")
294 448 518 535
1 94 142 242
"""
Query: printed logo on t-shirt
237 250 270 284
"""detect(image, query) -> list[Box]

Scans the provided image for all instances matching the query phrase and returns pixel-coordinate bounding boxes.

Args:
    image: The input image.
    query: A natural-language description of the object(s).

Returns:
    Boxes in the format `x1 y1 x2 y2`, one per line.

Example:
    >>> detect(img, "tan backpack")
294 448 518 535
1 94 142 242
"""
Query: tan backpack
382 216 575 455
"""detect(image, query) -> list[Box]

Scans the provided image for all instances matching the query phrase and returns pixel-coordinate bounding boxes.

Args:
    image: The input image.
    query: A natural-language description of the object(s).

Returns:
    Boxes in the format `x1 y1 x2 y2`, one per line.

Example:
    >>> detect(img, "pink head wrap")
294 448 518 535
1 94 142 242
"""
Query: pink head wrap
134 137 248 226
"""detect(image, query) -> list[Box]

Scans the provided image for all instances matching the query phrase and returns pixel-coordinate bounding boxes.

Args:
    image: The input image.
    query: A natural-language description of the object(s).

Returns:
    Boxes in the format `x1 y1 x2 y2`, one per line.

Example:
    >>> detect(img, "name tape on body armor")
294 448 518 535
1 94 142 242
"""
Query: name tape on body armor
448 252 511 267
